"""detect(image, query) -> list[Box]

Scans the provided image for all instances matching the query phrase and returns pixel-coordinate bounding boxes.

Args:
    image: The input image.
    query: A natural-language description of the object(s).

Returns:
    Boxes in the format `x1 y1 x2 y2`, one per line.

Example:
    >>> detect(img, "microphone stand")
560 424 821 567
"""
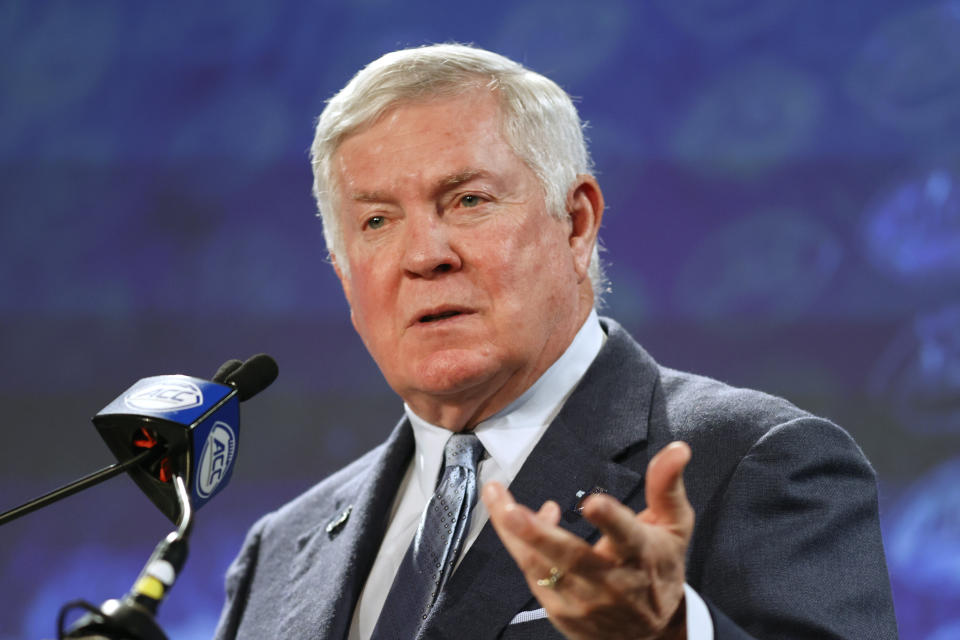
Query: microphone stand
57 473 194 640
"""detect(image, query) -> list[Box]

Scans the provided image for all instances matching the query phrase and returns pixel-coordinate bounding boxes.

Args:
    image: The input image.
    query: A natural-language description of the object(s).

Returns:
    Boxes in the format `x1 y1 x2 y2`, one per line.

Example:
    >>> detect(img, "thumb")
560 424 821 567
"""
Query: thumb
642 441 694 537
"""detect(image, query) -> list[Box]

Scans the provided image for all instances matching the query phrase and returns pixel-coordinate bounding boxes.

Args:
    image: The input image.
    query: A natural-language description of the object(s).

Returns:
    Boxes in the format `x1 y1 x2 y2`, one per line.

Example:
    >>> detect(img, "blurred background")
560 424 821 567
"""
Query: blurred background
1 0 958 638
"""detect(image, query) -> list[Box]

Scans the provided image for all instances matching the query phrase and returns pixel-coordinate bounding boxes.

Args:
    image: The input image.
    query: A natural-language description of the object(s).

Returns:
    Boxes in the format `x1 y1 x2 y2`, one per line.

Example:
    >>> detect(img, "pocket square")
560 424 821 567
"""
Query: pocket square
509 607 548 625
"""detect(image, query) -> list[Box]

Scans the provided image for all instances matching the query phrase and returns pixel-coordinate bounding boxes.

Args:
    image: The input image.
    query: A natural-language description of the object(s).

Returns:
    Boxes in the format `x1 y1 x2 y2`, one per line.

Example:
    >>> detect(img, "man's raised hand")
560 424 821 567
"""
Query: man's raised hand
482 441 694 640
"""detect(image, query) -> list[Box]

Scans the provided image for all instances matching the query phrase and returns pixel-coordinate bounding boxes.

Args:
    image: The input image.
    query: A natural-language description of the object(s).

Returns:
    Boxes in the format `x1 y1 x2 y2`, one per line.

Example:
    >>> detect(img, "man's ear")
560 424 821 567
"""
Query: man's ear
565 175 604 282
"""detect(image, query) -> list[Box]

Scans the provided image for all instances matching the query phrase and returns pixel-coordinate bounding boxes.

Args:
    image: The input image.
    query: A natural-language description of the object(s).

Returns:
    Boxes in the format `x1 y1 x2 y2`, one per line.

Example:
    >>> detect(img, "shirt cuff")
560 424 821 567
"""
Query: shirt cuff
684 583 714 640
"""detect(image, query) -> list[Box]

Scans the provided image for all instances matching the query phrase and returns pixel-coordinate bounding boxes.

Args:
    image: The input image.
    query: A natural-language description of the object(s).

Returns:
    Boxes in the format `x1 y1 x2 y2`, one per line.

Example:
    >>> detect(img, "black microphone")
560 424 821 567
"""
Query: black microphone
212 358 243 383
221 353 279 401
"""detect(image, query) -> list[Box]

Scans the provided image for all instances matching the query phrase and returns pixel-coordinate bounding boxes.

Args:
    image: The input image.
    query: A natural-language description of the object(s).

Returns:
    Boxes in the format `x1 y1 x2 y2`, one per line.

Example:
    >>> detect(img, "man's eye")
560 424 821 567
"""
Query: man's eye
459 195 483 208
365 216 385 230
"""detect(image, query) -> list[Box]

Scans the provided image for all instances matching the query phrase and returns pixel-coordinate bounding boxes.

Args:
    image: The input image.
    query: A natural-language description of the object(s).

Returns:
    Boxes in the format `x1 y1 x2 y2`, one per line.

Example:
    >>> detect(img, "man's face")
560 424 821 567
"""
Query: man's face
331 90 597 429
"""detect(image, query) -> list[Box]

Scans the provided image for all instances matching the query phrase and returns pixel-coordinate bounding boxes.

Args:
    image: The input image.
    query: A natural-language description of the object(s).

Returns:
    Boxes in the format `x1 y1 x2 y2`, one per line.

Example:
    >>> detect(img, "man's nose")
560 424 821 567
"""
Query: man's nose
401 212 462 278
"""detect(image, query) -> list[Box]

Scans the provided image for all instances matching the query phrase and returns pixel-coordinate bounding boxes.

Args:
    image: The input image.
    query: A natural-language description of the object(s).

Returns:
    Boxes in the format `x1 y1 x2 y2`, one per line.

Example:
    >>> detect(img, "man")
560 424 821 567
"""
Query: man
214 44 897 639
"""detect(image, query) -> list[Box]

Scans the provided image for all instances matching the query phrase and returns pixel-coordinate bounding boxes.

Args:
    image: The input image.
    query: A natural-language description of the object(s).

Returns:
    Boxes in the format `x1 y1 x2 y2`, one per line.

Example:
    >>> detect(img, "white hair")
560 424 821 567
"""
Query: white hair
310 43 606 301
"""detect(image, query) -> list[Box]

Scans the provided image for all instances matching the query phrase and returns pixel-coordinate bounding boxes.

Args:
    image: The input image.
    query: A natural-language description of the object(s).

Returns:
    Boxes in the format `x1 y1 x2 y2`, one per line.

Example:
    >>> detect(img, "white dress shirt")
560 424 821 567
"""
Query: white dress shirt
348 310 712 639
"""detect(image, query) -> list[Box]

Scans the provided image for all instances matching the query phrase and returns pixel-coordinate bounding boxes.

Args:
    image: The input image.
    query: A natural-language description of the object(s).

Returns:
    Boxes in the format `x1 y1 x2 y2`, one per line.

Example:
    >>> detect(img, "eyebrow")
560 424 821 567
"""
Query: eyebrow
351 189 392 204
436 169 485 193
349 169 490 204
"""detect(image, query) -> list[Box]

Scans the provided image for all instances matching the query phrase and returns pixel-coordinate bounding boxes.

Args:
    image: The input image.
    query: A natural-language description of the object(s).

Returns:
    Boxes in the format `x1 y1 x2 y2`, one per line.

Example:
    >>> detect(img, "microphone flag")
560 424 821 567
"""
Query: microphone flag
93 375 240 522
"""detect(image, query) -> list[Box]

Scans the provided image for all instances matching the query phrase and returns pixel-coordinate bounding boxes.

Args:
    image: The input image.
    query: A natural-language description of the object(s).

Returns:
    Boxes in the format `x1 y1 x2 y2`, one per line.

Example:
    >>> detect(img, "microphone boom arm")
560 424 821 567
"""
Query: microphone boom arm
0 446 166 527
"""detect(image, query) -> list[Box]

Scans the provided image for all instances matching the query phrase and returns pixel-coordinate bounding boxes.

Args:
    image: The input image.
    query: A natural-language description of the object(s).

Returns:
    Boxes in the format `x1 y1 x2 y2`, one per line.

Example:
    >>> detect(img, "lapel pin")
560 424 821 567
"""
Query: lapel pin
571 487 608 515
325 505 352 537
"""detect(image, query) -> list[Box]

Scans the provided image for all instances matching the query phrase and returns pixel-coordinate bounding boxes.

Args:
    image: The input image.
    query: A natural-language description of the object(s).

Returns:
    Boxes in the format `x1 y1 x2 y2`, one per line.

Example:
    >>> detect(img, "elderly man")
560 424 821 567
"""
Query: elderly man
214 44 897 639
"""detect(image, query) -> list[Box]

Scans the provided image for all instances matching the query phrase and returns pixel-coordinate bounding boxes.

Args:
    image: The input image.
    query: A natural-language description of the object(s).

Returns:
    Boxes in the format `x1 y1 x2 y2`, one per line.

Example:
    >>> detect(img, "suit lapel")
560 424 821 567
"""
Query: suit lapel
279 419 415 640
425 319 661 638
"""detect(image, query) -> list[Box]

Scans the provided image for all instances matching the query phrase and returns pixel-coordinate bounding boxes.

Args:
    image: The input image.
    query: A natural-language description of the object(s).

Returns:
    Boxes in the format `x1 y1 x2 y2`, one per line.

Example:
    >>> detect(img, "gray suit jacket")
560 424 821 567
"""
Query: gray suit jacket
213 318 898 639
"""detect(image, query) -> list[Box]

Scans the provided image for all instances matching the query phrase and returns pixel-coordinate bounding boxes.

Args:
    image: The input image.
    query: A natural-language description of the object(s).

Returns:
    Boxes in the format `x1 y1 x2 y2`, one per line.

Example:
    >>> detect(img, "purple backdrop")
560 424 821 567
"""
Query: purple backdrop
1 1 959 638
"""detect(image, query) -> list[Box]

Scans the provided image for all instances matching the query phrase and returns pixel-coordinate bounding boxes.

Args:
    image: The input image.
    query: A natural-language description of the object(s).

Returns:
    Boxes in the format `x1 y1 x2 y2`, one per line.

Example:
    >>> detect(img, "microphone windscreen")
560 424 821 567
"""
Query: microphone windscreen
212 359 244 383
226 354 278 401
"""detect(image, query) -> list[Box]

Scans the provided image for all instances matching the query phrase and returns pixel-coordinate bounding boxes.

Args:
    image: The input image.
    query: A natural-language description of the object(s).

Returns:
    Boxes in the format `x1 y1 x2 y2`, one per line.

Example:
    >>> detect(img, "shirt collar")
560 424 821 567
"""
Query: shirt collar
404 309 605 498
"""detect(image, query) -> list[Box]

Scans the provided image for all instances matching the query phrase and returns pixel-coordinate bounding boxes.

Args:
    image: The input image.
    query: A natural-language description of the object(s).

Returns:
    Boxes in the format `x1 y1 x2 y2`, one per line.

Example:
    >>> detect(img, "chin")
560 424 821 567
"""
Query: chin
405 349 506 396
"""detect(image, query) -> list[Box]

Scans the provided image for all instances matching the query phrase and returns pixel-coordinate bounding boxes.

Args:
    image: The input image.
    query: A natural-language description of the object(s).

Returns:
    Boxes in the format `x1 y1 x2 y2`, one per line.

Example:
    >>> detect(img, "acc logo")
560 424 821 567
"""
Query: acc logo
197 421 236 498
125 379 203 412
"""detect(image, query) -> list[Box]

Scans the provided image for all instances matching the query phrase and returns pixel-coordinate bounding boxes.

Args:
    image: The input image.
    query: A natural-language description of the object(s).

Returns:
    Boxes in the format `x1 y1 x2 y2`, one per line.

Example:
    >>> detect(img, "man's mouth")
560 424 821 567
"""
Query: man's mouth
419 309 464 323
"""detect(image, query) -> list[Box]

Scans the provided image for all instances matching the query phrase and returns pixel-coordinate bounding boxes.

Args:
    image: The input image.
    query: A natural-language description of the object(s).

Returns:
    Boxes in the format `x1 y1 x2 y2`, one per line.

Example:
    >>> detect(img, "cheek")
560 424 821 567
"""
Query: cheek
342 262 387 325
484 230 574 311
517 220 574 277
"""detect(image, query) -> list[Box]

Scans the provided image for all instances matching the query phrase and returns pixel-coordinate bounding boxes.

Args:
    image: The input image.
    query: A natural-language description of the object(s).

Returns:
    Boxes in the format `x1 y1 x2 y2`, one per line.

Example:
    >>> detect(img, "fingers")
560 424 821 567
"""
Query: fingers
482 448 693 640
577 441 693 563
482 481 533 541
482 482 560 534
642 441 694 536
482 482 608 579
483 478 689 640
483 482 582 555
483 440 694 572
536 499 562 526
579 492 650 564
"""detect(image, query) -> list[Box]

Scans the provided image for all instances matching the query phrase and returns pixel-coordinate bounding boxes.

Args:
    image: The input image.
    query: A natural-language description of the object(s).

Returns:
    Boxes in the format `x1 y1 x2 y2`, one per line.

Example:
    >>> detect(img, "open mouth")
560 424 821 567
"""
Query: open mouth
419 310 465 323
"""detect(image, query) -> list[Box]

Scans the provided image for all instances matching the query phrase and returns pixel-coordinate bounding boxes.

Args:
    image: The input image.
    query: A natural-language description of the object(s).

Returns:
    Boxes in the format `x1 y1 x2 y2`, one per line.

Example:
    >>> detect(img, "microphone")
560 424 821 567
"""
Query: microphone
218 353 278 401
0 355 278 528
92 354 278 522
49 355 278 640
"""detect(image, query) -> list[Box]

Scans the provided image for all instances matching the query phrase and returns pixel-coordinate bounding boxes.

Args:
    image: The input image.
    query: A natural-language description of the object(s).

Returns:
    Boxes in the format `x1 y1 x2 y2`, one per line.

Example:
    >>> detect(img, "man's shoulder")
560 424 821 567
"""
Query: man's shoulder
601 316 838 447
655 363 863 461
657 365 811 433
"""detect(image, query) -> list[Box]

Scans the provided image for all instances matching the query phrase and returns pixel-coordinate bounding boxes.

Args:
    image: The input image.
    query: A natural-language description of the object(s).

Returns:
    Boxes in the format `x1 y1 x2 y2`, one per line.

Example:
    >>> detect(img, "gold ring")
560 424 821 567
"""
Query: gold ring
536 566 564 588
